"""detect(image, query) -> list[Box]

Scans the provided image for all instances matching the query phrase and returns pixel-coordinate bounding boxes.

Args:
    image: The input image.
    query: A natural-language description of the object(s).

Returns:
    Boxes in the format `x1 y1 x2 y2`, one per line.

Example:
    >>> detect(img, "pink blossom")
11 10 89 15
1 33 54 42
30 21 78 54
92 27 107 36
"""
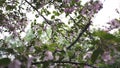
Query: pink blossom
111 20 120 27
101 51 111 62
75 0 79 2
27 57 35 68
81 1 103 17
93 1 103 12
64 7 74 13
107 58 115 64
81 7 87 15
64 0 70 3
84 65 91 68
31 65 37 68
8 59 21 68
44 51 54 61
108 19 120 28
64 0 79 3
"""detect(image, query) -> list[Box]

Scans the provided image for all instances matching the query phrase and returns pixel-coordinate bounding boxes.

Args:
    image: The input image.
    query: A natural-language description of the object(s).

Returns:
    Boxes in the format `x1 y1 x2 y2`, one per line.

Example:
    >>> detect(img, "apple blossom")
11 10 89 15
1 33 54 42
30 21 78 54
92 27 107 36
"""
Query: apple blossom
27 57 35 68
64 7 75 14
93 1 103 12
101 51 111 62
64 0 79 3
64 0 70 3
81 1 103 17
84 65 92 68
107 19 120 30
44 51 54 61
8 59 21 68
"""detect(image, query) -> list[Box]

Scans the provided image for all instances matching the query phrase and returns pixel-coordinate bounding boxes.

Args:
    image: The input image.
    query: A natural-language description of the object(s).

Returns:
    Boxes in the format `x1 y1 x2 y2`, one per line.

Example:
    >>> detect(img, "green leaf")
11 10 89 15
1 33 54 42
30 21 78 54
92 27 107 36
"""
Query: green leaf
34 46 42 53
0 10 3 13
46 11 51 16
0 48 14 53
51 15 55 19
93 30 116 40
16 55 27 62
38 29 42 35
93 30 120 43
67 51 74 59
115 46 120 51
6 48 14 53
53 11 60 16
57 0 62 2
0 0 6 6
16 46 25 53
91 47 103 63
24 29 35 41
66 64 72 68
35 14 39 18
47 43 58 51
0 58 11 65
6 5 15 10
43 61 49 68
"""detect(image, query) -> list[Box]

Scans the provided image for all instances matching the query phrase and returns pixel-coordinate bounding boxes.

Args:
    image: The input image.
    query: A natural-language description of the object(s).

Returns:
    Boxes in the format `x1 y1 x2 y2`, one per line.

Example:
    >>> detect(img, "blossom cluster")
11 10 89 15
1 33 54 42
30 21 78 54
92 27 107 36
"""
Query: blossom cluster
63 0 103 16
107 19 120 31
101 51 114 64
81 0 103 17
63 0 79 13
64 7 75 14
63 0 79 4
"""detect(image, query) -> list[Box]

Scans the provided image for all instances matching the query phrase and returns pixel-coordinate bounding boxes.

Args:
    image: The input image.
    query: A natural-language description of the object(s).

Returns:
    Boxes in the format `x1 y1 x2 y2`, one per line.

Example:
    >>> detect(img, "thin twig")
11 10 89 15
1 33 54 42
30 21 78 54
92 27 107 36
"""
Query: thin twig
32 61 97 68
25 0 51 25
67 19 91 49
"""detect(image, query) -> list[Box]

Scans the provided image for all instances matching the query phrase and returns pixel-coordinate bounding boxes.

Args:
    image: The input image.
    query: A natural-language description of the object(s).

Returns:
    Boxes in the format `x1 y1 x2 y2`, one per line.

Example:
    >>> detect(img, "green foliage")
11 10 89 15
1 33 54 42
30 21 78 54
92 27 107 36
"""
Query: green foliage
91 47 103 63
0 0 6 6
0 48 15 54
53 11 60 16
93 30 116 40
6 5 16 10
0 58 11 65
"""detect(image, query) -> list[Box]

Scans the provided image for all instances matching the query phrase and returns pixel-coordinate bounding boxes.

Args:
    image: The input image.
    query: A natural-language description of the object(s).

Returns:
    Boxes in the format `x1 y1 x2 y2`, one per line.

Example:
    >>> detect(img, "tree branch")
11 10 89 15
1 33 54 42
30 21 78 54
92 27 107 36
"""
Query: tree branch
25 0 52 25
32 61 97 68
67 19 91 49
